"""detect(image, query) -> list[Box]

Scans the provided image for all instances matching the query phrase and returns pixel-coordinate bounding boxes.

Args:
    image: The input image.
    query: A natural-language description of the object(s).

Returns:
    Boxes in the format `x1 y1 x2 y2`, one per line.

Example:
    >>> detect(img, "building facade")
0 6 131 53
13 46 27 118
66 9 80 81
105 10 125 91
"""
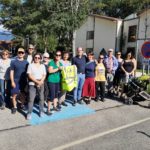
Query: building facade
75 14 122 57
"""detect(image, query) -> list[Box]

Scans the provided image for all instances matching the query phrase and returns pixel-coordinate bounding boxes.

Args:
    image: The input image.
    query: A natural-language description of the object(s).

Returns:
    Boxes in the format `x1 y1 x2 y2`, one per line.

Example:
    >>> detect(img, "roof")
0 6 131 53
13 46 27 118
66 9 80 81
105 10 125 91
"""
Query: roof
137 8 150 16
89 14 122 21
0 31 14 41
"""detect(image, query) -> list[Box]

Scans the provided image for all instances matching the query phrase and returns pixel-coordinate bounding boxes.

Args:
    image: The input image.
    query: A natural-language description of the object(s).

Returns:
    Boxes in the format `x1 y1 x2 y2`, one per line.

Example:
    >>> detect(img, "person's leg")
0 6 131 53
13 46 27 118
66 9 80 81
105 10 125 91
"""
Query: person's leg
73 74 79 102
28 85 36 114
88 78 95 99
95 81 100 101
77 74 85 102
0 79 5 107
107 73 114 92
47 82 55 115
100 81 106 101
59 91 67 104
53 83 60 111
38 84 44 115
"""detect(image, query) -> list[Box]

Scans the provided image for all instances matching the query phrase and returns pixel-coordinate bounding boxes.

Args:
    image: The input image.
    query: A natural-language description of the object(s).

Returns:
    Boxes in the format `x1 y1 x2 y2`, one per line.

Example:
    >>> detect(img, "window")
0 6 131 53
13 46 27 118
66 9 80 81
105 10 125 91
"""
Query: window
86 31 94 40
128 25 137 42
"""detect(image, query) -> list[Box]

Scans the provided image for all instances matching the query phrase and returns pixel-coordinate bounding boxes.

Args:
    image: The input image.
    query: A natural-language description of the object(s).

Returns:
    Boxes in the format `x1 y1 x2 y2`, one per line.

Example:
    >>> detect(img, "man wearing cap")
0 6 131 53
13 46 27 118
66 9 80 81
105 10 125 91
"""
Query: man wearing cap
104 48 118 94
10 48 28 114
72 47 86 106
25 44 35 63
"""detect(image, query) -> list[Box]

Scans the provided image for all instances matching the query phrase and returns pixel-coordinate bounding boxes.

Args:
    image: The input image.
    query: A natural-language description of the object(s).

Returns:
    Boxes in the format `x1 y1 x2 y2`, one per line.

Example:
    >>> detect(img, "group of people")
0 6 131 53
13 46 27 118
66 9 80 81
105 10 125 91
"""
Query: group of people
0 45 136 120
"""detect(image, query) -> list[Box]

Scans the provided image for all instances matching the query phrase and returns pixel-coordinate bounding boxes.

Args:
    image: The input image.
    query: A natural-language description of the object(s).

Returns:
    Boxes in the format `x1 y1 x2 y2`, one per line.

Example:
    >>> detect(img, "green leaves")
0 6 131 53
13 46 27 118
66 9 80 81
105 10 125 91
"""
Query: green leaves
0 0 89 52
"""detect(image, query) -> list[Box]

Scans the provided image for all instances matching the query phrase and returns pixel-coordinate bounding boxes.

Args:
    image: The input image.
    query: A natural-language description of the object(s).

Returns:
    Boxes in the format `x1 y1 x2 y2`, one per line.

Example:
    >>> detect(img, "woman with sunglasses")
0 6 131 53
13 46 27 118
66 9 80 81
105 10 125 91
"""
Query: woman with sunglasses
113 52 123 91
0 50 11 109
82 51 96 104
47 50 62 115
26 53 46 120
121 51 135 83
95 54 106 102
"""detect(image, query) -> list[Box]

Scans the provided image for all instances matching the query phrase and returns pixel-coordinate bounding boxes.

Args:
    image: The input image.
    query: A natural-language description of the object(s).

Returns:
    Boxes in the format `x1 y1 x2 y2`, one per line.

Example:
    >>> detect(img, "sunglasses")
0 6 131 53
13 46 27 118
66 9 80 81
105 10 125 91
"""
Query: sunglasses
44 57 49 58
34 57 41 59
2 53 8 55
18 51 24 54
117 54 121 55
99 57 104 59
55 54 61 57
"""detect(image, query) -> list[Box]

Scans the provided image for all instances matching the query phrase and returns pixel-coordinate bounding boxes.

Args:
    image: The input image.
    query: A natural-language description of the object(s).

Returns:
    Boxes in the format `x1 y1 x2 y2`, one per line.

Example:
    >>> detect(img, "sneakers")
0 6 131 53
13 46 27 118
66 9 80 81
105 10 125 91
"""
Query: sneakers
26 113 32 120
53 107 61 112
72 100 76 106
39 112 44 118
11 108 17 114
0 104 5 110
101 98 105 102
57 103 62 110
61 102 68 107
47 110 52 116
78 100 84 104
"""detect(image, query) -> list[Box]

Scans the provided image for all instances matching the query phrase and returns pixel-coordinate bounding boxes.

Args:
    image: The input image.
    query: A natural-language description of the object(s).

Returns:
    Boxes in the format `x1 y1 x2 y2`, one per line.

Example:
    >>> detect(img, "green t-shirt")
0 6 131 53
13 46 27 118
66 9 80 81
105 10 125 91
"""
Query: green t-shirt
47 60 62 83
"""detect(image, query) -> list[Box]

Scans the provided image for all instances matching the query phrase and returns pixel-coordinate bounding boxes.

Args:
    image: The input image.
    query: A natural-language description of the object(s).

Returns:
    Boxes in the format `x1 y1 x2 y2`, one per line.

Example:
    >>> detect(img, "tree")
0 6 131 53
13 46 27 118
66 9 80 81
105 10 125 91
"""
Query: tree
90 0 150 19
0 0 89 52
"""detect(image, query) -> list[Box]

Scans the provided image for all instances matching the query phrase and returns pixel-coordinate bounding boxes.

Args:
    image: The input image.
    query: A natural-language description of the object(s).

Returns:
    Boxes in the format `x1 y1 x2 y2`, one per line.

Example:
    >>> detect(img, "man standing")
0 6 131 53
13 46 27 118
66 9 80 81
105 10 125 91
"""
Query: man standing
25 44 35 63
10 48 28 114
72 47 86 106
104 48 118 94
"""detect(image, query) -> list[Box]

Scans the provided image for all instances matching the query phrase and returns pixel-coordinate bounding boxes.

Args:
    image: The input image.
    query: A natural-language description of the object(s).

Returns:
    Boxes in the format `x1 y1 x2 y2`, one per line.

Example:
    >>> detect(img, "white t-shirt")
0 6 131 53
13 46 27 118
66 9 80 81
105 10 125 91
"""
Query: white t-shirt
27 55 33 64
27 63 46 85
0 59 11 80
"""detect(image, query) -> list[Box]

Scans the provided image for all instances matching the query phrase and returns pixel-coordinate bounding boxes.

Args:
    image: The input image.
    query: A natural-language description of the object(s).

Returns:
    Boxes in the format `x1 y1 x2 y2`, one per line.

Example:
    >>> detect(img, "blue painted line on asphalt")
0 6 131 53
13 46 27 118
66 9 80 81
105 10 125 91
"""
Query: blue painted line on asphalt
29 103 95 125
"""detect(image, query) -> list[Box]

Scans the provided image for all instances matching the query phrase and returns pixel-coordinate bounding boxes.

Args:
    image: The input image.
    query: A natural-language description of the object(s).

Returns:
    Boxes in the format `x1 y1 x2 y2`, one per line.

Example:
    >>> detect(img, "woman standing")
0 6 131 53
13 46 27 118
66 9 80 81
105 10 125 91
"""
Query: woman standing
82 51 96 104
27 53 46 120
113 51 123 89
121 52 135 83
58 51 71 108
0 50 11 109
47 50 62 115
95 54 106 102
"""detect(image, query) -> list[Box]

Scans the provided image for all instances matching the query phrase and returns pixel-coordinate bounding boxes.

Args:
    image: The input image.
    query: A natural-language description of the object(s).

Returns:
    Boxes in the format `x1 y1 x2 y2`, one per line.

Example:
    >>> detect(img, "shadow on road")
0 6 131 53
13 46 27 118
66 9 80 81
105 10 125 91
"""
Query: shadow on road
137 131 150 138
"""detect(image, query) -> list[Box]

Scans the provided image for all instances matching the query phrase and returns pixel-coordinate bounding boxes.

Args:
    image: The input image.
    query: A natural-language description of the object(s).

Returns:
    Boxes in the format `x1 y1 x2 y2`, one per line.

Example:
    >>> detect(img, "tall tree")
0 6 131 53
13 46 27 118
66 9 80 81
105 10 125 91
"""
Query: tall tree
0 0 89 52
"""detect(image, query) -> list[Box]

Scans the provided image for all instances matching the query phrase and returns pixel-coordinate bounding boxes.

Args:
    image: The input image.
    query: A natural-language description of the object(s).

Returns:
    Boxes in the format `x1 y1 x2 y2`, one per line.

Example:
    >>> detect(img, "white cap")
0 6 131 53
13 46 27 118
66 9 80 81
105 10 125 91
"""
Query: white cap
108 48 114 52
43 52 49 58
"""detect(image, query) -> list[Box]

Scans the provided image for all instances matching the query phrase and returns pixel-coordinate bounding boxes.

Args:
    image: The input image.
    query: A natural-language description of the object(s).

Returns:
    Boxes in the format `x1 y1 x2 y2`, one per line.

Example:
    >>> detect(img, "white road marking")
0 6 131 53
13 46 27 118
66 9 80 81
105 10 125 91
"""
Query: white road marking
52 117 150 150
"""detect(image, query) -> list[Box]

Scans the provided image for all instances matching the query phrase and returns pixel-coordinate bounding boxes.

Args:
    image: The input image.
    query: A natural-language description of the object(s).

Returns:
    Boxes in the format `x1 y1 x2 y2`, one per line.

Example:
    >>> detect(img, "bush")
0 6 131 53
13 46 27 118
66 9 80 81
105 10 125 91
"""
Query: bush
138 75 150 94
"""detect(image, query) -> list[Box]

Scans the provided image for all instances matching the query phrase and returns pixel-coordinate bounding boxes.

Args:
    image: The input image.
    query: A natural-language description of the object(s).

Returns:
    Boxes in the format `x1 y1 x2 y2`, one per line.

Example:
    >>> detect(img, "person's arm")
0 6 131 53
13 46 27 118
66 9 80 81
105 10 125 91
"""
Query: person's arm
10 70 16 88
48 66 61 73
121 61 128 74
112 57 118 72
10 61 16 88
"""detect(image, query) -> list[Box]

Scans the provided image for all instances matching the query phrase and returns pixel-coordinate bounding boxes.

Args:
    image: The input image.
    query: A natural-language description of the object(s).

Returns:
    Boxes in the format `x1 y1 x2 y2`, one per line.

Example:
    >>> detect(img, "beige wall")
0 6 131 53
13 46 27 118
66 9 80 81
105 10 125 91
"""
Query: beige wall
75 16 122 58
94 18 117 57
138 9 150 39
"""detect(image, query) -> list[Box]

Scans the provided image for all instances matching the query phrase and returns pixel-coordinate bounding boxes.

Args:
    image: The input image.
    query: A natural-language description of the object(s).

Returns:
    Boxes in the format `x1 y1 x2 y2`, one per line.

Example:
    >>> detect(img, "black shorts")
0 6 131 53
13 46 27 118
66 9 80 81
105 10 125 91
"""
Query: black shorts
48 82 60 102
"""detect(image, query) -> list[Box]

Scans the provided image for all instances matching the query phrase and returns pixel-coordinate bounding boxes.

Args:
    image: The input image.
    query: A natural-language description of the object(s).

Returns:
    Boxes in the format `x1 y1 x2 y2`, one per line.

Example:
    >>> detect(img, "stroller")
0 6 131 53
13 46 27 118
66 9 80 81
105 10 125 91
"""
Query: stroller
122 77 150 105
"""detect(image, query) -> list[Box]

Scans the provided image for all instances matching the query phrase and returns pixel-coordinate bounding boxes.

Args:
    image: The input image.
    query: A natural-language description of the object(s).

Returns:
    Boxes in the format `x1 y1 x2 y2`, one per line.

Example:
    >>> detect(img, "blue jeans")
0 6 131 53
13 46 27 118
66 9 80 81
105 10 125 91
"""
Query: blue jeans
73 73 85 101
0 79 5 105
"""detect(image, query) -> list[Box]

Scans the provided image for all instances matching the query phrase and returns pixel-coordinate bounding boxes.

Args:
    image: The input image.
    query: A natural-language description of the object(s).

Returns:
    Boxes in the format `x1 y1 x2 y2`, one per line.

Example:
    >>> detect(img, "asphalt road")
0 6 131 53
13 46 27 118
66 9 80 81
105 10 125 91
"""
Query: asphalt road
0 99 150 150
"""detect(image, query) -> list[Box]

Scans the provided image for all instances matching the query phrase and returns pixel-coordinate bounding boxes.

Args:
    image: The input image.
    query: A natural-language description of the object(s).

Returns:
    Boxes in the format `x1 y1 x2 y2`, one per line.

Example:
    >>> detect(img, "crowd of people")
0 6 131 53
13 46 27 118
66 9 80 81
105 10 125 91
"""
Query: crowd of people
0 45 137 120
